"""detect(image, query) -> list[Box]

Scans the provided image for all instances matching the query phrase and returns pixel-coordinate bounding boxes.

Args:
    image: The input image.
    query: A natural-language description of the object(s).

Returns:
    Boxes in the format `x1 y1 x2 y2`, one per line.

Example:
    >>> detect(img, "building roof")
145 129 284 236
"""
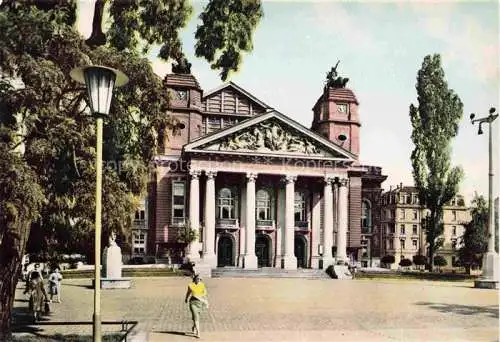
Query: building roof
164 73 201 90
203 81 273 110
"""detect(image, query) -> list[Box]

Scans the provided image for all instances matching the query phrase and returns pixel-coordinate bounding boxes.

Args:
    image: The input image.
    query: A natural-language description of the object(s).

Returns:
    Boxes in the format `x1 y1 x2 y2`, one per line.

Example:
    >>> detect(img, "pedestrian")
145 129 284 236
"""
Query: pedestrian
27 271 49 322
48 267 63 303
184 274 208 338
24 263 41 291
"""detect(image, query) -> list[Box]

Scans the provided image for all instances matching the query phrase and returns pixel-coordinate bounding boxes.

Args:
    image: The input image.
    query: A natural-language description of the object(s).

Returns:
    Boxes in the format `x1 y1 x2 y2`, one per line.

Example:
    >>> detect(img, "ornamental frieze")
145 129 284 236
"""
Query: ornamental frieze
212 121 322 155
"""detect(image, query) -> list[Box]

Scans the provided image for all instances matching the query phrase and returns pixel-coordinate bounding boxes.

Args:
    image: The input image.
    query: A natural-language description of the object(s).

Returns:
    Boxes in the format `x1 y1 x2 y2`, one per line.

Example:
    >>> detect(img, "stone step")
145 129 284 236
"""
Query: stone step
211 267 331 279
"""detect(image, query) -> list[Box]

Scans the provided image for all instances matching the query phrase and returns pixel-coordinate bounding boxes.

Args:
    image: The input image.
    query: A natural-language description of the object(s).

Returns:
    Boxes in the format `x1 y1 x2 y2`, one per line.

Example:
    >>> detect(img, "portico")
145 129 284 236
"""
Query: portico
183 111 355 270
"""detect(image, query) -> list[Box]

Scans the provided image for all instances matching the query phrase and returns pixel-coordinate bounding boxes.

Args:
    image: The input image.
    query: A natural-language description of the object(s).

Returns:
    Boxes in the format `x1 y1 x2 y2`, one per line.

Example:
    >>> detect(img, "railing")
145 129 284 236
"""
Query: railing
256 219 275 231
295 221 309 230
216 218 239 229
132 219 146 230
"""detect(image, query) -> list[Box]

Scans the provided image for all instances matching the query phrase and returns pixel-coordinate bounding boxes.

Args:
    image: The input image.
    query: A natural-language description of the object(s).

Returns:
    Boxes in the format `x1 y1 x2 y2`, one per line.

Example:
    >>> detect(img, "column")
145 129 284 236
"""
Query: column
336 178 349 262
311 191 322 269
187 170 201 261
243 173 258 269
282 175 297 269
238 184 247 267
322 177 334 267
203 171 217 266
275 186 286 267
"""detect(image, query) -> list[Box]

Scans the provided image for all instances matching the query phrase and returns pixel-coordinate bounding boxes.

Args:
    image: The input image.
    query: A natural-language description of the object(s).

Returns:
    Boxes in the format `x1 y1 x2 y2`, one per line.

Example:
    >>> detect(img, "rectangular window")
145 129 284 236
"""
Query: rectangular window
400 209 405 220
389 239 394 249
452 240 457 250
401 240 405 250
452 210 457 221
390 223 396 234
413 210 418 220
452 226 457 236
172 181 186 224
400 224 405 235
412 240 418 249
412 224 418 235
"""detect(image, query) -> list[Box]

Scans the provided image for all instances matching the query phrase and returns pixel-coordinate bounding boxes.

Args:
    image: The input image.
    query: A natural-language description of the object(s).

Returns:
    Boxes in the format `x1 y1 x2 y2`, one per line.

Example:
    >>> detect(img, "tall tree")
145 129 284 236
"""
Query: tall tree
409 54 464 271
0 1 263 338
458 194 488 273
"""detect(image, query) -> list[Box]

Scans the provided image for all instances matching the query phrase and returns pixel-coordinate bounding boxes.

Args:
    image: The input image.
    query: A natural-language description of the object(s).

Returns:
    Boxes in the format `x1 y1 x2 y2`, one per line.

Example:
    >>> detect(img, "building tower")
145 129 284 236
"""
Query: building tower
310 64 360 157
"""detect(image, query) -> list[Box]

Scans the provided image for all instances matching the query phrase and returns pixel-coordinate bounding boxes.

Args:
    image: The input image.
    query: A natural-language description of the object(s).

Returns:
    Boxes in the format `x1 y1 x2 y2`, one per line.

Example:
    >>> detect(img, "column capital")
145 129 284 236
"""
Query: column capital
246 173 258 182
338 177 349 187
284 175 297 184
205 170 217 179
324 176 335 185
189 170 201 179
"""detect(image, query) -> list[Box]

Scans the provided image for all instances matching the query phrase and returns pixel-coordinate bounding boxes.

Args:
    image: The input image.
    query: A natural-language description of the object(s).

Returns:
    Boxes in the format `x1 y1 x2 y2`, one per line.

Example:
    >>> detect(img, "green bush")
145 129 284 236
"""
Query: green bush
399 258 413 267
381 255 395 264
434 255 447 266
413 255 427 266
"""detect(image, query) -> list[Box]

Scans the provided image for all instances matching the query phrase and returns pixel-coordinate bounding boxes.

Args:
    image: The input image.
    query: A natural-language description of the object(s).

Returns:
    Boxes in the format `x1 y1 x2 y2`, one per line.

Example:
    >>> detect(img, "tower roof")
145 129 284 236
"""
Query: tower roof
164 73 202 90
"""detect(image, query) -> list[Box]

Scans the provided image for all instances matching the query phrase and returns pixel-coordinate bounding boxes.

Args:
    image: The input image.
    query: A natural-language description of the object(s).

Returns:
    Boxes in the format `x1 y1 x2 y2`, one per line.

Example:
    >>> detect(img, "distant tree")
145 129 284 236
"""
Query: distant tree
458 194 488 273
413 254 427 270
409 54 464 271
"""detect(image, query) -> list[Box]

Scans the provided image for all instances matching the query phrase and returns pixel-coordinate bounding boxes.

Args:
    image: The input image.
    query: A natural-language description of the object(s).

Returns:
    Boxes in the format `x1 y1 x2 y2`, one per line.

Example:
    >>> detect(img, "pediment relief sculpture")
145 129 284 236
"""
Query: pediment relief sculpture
206 121 325 155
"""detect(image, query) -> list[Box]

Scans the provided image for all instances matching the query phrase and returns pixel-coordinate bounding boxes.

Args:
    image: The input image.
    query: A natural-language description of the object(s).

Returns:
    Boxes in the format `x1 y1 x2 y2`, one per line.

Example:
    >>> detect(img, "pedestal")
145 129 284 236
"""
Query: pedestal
281 255 297 270
474 252 499 289
243 255 258 269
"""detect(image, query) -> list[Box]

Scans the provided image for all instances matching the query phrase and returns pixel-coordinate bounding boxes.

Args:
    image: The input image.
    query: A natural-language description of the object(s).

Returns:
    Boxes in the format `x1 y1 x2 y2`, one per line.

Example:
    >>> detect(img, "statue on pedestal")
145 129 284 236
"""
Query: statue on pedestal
102 230 122 279
325 60 349 89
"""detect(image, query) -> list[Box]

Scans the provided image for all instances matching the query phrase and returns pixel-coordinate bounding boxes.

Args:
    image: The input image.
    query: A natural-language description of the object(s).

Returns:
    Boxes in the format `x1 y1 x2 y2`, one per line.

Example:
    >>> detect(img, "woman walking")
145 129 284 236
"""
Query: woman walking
184 274 208 338
27 271 49 321
48 267 63 303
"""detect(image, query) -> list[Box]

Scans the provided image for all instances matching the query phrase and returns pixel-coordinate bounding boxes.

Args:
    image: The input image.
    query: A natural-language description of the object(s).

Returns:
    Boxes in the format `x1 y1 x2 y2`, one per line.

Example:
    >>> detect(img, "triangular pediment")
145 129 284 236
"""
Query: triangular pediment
202 82 273 115
184 111 356 161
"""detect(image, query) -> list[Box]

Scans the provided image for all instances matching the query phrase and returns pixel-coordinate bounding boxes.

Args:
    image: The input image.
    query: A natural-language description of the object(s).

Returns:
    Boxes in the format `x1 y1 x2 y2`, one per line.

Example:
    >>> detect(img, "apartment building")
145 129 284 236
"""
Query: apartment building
380 184 469 269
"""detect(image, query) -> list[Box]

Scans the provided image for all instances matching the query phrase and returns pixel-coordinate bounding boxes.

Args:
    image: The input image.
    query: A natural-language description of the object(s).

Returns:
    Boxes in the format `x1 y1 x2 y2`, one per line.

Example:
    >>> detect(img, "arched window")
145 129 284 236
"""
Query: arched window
218 188 235 219
361 200 372 233
256 189 272 220
294 191 306 222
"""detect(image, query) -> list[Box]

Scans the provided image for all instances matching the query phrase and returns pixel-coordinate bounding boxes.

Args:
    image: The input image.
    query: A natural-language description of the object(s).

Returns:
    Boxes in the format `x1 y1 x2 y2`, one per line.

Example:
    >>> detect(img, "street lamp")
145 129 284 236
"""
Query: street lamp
70 65 129 341
470 107 499 289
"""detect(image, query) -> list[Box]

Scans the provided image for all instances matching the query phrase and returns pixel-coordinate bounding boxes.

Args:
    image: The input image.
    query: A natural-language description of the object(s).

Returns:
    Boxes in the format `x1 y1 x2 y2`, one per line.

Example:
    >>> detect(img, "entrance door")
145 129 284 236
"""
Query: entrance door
255 235 270 267
294 236 306 268
217 235 233 267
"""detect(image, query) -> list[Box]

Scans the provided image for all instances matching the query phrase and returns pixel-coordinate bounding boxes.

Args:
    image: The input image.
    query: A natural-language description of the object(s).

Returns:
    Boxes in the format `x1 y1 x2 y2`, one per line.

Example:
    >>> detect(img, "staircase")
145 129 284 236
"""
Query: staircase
211 267 331 279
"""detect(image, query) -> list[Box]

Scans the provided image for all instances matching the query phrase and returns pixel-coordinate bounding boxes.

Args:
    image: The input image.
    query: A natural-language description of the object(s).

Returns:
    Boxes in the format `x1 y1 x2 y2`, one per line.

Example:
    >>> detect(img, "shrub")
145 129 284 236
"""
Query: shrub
325 265 336 278
399 258 412 267
381 255 395 264
413 255 427 266
434 255 447 267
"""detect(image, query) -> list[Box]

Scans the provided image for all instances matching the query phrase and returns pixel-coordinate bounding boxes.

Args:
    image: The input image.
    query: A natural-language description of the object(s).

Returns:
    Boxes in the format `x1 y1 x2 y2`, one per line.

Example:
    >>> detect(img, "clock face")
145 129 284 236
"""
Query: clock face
337 103 348 113
176 89 187 100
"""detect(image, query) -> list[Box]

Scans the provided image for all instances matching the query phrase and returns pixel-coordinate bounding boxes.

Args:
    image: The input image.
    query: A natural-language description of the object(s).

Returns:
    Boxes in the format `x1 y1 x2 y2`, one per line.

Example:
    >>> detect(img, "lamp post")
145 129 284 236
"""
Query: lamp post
470 107 499 289
70 66 129 341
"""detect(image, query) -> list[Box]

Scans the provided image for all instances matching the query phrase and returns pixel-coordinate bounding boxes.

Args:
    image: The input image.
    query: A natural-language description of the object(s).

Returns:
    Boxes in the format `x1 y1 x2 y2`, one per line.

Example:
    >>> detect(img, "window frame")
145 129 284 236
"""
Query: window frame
171 180 186 225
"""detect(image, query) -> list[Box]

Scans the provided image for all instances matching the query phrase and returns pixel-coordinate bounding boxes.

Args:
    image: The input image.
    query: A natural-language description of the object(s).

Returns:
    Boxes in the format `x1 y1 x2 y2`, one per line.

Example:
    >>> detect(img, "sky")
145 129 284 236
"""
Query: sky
77 0 499 204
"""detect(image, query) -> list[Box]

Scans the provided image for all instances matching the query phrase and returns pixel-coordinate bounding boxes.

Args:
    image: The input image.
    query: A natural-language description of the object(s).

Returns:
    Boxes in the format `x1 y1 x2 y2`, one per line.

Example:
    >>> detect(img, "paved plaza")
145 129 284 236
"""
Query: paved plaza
13 277 499 341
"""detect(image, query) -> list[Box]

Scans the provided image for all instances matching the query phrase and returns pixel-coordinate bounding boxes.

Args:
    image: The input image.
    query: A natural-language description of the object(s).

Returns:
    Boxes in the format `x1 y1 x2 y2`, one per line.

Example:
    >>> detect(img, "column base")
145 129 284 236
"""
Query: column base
201 253 217 268
481 251 499 280
335 255 348 265
186 242 202 263
243 255 258 269
311 256 321 269
281 255 297 270
321 257 335 269
237 255 245 268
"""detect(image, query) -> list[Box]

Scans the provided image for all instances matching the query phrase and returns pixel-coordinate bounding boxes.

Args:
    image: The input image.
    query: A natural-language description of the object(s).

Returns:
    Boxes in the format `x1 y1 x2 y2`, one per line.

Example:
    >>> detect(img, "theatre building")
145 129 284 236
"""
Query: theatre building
142 72 386 270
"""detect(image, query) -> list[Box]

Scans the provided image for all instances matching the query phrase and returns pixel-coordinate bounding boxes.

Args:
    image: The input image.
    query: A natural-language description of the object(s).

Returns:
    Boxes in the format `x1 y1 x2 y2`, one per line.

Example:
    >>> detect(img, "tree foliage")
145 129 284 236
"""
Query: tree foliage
458 194 488 270
409 54 464 271
433 255 447 267
195 0 263 80
0 1 263 337
381 255 395 265
399 258 412 267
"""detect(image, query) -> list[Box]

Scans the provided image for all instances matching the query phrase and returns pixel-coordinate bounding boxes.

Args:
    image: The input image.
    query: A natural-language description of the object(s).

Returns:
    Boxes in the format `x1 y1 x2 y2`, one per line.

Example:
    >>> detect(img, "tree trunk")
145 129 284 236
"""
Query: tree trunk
427 212 436 272
0 221 31 340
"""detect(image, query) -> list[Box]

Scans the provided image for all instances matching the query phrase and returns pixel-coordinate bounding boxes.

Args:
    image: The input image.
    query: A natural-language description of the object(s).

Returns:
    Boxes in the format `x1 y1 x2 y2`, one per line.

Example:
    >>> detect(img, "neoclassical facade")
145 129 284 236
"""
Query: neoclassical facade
143 73 386 270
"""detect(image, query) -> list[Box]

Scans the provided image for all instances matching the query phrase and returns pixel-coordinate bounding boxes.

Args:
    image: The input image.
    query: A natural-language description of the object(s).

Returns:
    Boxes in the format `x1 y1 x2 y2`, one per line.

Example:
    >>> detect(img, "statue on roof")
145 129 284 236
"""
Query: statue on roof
325 60 349 89
172 56 192 74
